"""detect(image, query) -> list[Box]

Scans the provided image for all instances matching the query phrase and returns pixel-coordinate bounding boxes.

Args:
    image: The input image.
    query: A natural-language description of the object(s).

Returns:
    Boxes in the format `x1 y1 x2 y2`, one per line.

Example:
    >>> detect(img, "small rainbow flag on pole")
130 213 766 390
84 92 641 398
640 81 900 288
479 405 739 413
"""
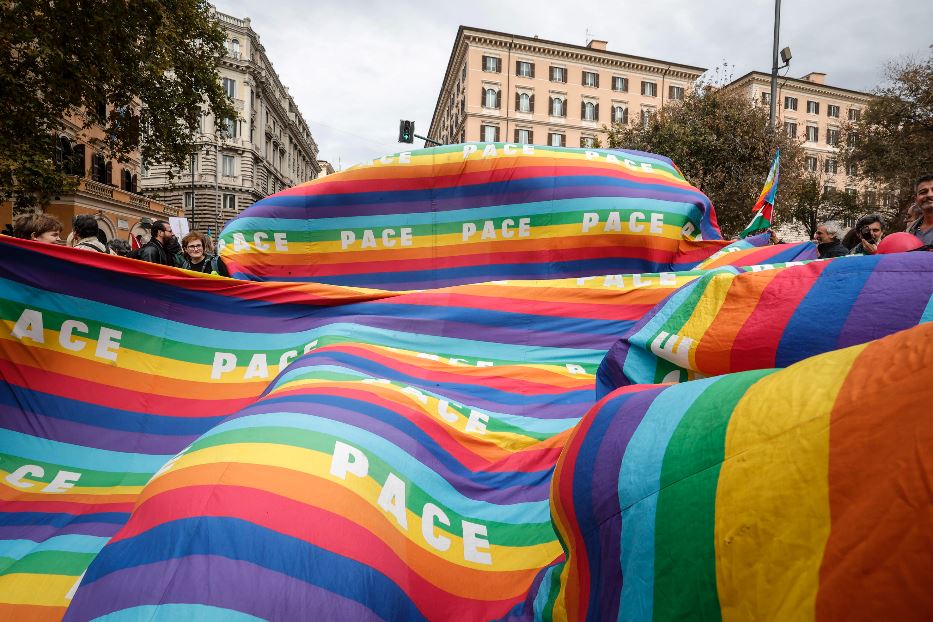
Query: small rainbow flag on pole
739 149 780 238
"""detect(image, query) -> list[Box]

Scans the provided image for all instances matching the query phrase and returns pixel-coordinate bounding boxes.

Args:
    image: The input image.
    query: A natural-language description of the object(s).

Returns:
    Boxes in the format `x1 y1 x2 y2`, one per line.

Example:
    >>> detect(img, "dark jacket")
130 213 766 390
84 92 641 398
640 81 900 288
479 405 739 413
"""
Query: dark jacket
817 240 849 259
137 238 174 266
182 254 229 276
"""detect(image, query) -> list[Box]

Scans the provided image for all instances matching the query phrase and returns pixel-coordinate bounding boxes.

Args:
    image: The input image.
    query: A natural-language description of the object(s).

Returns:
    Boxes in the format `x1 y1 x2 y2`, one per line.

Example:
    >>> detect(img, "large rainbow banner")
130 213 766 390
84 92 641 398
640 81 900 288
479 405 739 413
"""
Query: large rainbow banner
0 145 929 622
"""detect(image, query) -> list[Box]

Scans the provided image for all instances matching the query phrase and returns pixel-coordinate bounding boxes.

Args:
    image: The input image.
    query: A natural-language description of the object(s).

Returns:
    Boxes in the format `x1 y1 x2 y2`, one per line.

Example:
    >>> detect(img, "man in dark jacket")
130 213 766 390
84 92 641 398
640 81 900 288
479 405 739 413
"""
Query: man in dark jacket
138 220 175 266
813 221 849 258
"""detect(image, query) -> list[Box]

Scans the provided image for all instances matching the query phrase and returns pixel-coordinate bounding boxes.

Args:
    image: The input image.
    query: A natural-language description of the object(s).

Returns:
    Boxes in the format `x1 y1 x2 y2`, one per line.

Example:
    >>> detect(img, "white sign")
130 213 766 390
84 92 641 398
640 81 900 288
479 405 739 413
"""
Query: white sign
169 217 191 237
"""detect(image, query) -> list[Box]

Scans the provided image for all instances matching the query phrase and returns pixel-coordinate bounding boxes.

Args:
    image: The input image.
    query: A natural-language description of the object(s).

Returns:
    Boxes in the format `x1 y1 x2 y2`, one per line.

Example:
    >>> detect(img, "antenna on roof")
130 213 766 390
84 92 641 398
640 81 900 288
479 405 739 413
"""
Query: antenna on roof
585 28 593 46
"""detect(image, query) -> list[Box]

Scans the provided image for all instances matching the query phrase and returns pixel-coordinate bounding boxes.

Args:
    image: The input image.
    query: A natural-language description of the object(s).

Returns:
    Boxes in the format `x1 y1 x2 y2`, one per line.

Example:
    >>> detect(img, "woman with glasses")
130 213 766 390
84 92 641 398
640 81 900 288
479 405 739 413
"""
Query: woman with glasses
180 231 229 276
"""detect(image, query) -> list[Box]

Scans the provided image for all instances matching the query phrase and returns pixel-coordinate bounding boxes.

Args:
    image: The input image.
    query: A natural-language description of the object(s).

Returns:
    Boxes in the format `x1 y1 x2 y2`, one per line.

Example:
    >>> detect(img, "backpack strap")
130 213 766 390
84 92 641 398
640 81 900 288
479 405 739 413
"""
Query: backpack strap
76 241 105 252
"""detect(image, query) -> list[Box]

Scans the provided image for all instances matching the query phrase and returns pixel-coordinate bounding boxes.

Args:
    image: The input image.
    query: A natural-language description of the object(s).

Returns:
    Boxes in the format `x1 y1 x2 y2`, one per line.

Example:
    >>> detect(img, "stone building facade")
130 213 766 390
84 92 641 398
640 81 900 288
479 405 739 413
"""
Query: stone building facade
141 11 320 235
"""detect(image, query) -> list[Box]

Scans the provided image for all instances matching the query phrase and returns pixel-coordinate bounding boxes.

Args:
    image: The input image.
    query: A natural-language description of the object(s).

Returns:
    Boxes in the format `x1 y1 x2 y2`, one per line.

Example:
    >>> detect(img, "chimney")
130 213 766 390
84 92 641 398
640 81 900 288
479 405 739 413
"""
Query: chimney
801 72 826 85
586 39 608 51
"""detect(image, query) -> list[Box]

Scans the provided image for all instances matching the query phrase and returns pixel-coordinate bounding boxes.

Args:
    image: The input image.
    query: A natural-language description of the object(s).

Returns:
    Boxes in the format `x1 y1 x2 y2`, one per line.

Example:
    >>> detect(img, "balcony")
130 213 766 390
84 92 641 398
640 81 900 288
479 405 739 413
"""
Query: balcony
79 179 180 217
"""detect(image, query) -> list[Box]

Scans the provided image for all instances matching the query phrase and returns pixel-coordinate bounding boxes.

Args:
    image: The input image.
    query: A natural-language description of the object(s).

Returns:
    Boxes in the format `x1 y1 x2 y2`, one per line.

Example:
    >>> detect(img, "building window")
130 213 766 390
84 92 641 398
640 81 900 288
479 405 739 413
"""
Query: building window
612 105 628 124
581 100 598 121
548 132 565 147
515 92 534 113
222 193 236 212
848 108 860 121
550 66 567 83
760 91 771 105
184 192 194 210
785 121 797 138
641 108 654 127
228 39 240 58
482 89 499 111
807 100 820 114
806 156 818 172
823 184 835 195
549 96 565 117
481 124 500 142
828 104 840 118
221 117 237 139
847 132 857 147
222 154 236 176
612 76 628 92
482 55 500 73
483 88 500 109
827 128 840 146
641 81 657 97
824 158 837 175
514 128 533 144
845 187 857 199
806 125 818 142
784 96 798 111
222 78 236 99
846 162 858 176
516 61 534 78
188 153 198 174
580 136 596 148
582 71 599 87
668 85 685 100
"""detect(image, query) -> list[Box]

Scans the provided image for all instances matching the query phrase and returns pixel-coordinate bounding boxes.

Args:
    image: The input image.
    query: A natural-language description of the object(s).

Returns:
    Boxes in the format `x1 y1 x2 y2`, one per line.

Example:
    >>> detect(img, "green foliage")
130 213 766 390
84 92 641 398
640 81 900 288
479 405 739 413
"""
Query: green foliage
782 176 859 239
839 47 933 225
605 84 808 237
0 0 236 205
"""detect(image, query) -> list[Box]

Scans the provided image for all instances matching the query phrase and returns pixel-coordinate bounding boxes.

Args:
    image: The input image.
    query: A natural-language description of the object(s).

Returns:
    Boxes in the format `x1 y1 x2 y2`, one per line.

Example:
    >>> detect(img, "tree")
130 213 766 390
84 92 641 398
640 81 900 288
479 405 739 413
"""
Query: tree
0 0 236 207
839 47 933 227
605 84 808 237
782 175 859 239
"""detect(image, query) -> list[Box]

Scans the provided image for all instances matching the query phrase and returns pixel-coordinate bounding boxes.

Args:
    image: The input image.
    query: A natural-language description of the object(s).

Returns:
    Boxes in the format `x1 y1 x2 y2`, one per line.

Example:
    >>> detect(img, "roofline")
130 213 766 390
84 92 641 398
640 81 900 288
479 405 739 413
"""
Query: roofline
726 70 872 98
460 25 708 73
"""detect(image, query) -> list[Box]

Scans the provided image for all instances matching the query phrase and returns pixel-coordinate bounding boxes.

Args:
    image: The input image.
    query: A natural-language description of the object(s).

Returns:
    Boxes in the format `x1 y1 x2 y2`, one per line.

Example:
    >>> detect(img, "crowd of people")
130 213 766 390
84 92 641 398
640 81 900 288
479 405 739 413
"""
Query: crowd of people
7 172 933 270
7 213 229 276
814 173 933 259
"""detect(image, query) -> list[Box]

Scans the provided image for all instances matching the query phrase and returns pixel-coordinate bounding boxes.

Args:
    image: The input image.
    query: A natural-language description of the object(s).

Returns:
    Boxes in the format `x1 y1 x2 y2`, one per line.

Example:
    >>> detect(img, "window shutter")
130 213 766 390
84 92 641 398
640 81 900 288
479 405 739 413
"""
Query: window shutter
595 103 600 121
514 128 519 142
132 174 138 193
582 72 586 86
581 100 586 119
595 73 600 88
105 161 113 185
560 98 565 116
623 108 628 124
481 89 486 107
516 60 520 75
549 66 554 81
529 94 535 113
495 126 500 142
529 130 534 144
530 63 535 78
496 90 501 109
515 92 520 111
549 96 554 115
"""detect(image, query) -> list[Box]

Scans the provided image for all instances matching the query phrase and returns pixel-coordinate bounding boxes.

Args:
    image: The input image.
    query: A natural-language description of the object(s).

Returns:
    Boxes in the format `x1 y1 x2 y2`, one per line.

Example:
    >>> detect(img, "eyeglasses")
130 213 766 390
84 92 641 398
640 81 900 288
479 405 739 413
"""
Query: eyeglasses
185 244 203 250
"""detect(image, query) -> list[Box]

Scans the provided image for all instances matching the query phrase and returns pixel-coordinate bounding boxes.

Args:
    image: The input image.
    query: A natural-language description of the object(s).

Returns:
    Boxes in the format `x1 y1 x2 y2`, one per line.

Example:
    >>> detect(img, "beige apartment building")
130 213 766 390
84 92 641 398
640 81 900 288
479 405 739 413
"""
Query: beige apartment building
724 71 874 201
428 26 706 149
142 11 320 235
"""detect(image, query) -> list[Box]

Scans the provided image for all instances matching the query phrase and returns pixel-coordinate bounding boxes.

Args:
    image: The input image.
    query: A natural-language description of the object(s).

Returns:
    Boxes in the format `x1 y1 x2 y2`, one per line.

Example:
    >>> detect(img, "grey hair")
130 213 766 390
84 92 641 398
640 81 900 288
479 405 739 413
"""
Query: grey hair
821 220 845 240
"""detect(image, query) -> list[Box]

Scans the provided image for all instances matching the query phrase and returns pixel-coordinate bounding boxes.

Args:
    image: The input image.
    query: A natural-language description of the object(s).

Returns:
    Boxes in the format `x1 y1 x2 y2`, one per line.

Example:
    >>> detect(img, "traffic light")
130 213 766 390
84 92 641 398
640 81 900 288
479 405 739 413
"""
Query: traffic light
398 120 414 143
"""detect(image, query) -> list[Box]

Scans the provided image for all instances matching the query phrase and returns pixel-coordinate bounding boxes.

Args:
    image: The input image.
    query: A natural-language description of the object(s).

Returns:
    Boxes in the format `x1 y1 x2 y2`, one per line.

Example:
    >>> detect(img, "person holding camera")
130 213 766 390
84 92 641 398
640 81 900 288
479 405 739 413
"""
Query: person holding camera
850 214 885 255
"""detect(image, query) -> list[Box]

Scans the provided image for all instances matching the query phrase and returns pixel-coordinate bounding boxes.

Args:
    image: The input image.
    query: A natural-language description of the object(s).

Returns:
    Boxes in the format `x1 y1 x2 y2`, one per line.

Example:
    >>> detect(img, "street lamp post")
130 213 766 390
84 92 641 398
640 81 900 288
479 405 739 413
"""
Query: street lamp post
769 0 782 129
190 151 196 229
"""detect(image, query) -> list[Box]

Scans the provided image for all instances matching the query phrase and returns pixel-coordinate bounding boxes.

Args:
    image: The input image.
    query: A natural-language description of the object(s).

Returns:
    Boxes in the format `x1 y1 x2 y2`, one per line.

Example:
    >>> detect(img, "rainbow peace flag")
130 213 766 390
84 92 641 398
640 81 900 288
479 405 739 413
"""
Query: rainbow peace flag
0 143 929 621
218 145 724 288
739 149 780 238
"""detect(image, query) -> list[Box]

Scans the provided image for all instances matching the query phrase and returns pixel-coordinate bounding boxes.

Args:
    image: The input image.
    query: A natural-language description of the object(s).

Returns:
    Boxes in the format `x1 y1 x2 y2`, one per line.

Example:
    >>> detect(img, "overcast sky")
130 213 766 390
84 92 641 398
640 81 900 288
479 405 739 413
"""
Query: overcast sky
213 0 930 169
